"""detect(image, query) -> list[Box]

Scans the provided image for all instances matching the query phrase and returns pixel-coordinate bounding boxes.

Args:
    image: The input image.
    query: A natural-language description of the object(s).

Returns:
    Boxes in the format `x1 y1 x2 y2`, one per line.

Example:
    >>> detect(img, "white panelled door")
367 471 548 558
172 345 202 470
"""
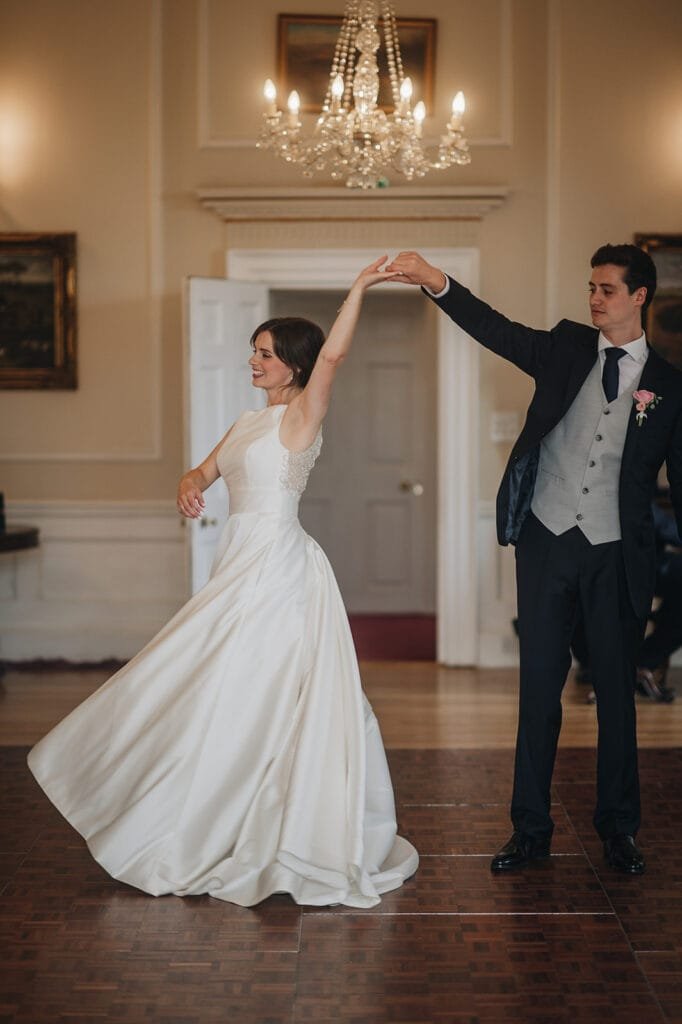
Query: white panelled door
269 289 437 613
184 277 268 593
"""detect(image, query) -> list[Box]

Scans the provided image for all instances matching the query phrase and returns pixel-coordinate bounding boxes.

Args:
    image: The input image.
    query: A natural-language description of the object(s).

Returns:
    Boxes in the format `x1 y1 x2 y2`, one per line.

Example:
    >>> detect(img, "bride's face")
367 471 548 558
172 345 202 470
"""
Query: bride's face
249 331 293 393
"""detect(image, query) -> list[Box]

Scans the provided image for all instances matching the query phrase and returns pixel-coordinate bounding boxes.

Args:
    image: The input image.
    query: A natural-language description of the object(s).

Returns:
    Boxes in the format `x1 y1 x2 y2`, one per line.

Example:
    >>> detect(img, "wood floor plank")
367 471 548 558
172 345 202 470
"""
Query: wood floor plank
294 914 664 1023
397 803 583 856
3 664 680 748
1 663 680 1023
637 952 682 1024
304 855 611 917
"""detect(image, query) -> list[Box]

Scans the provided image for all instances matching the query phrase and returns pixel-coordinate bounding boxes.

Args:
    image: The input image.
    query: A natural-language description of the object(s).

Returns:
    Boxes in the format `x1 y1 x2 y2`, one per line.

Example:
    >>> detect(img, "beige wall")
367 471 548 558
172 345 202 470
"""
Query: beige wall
552 0 682 324
1 0 681 503
1 1 170 499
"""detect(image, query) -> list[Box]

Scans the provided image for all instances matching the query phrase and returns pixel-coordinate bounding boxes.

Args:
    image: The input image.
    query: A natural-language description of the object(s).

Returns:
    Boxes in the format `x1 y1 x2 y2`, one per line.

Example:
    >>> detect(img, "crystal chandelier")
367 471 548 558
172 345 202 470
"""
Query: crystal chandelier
258 1 470 190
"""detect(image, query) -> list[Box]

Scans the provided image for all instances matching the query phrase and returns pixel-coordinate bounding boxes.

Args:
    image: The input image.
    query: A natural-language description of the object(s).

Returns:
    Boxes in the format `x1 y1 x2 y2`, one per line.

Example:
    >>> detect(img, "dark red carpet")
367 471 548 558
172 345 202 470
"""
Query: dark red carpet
348 614 436 660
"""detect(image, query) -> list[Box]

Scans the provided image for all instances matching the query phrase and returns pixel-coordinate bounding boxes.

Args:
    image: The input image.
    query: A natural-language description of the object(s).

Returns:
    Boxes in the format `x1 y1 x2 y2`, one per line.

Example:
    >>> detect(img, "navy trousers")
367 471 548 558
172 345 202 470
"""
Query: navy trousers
512 512 645 841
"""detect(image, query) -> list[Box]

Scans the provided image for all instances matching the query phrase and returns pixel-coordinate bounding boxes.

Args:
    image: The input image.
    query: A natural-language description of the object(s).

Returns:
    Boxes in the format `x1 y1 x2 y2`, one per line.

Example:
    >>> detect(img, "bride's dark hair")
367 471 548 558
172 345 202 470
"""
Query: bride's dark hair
250 317 325 389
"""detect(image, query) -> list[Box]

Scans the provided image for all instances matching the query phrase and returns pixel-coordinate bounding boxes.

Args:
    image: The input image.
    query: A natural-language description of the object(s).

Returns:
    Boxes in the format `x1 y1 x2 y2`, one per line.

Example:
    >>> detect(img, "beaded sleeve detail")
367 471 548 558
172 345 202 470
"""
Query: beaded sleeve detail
279 433 323 495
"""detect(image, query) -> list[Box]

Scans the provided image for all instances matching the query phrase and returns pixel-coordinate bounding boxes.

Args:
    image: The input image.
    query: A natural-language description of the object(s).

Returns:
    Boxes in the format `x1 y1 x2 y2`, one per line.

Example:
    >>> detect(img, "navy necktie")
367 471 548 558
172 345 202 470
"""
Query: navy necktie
602 347 625 403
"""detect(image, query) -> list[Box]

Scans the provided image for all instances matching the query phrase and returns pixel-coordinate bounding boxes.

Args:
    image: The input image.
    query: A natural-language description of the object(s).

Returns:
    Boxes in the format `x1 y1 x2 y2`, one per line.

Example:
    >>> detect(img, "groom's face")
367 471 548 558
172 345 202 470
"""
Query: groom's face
589 264 646 337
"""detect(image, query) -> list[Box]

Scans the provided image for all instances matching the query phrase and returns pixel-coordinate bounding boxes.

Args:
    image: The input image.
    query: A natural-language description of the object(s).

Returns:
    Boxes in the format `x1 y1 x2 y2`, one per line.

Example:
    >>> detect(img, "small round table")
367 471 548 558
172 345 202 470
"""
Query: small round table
0 525 40 554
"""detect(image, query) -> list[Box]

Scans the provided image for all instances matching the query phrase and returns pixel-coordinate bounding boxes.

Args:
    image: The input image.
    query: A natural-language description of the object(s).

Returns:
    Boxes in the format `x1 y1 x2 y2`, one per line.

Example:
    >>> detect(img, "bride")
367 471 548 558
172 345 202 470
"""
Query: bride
28 256 419 908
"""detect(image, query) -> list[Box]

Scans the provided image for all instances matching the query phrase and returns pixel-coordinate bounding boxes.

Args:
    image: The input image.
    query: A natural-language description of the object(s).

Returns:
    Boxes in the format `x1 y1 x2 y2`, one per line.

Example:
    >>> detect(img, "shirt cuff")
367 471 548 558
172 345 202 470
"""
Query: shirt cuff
423 275 450 298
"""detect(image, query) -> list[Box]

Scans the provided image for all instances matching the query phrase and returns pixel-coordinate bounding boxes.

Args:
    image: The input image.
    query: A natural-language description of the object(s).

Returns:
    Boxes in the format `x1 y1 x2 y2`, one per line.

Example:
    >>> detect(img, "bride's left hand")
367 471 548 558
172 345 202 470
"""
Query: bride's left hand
350 255 402 294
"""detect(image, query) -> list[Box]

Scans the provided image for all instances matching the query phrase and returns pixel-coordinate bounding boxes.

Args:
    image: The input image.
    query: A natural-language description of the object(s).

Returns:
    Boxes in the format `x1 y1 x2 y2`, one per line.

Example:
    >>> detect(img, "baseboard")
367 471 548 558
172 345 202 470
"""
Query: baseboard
1 500 187 660
1 498 522 666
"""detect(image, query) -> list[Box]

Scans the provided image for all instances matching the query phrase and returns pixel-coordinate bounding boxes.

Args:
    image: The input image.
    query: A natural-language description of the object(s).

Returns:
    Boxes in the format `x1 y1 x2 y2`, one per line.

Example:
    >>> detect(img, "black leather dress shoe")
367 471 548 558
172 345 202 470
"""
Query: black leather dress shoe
490 832 551 872
603 834 645 874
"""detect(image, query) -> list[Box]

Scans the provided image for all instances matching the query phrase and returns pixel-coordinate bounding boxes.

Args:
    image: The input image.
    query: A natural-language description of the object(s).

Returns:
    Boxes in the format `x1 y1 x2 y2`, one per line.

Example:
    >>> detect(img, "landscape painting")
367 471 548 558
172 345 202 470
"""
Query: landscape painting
0 233 77 389
277 14 436 114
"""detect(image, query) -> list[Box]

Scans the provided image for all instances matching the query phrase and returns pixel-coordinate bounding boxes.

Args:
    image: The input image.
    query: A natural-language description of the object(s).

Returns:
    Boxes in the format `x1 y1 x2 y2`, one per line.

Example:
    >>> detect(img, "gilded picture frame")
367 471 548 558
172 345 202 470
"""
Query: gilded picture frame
277 13 436 114
0 232 77 390
636 233 682 369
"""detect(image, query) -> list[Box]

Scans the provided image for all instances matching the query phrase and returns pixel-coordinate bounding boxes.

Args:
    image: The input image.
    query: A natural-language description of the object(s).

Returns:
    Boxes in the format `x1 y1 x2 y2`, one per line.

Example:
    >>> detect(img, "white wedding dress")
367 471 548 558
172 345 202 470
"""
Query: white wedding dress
28 404 418 908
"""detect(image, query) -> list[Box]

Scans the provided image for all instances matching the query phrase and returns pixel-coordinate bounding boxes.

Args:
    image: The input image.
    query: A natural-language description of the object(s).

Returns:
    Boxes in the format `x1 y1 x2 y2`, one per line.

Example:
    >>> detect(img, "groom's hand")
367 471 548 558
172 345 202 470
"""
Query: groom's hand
386 251 447 293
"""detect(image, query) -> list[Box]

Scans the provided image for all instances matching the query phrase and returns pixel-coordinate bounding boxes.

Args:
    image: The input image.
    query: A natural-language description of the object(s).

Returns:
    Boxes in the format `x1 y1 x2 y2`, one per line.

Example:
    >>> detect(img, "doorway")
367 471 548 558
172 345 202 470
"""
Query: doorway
270 289 437 657
225 247 479 665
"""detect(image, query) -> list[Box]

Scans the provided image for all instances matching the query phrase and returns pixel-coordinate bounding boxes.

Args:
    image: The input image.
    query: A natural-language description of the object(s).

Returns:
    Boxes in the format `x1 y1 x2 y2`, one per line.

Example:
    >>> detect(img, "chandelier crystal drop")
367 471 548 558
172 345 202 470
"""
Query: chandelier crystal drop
258 0 471 190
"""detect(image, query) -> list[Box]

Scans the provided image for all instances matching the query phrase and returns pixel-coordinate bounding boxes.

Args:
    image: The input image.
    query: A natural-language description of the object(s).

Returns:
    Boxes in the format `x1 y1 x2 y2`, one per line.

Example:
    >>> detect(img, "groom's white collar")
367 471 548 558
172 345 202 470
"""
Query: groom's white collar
598 332 648 364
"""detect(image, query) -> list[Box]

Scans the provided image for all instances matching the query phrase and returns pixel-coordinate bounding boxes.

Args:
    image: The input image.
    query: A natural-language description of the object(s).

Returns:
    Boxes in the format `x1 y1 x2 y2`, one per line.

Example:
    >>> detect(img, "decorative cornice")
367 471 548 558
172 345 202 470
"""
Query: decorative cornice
196 186 509 223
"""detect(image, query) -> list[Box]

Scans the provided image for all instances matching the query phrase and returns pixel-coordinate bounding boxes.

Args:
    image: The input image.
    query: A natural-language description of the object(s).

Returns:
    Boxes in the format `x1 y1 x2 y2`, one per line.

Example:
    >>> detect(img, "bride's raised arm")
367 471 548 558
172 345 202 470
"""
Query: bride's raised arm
279 256 399 451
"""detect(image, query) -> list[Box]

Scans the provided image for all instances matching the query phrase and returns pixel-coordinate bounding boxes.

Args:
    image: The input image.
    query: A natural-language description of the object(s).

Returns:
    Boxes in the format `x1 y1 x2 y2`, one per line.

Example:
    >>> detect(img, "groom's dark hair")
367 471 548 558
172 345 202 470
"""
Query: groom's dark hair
591 243 657 316
250 317 325 390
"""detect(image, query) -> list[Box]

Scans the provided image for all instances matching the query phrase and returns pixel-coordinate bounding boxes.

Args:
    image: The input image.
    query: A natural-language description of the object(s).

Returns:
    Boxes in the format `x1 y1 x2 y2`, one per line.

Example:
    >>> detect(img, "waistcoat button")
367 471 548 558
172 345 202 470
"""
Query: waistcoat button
576 514 583 521
582 487 589 494
595 434 603 441
589 460 596 467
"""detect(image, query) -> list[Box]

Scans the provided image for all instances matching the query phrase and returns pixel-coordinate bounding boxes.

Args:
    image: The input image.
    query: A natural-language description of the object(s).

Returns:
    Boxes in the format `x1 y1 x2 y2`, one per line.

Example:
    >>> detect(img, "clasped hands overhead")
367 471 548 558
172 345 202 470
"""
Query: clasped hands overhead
379 252 448 294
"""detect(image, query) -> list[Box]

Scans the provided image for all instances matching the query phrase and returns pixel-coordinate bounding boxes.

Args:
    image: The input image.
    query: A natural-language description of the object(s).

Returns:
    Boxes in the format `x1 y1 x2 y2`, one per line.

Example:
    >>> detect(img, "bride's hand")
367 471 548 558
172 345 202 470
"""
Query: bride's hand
177 475 206 519
348 255 402 296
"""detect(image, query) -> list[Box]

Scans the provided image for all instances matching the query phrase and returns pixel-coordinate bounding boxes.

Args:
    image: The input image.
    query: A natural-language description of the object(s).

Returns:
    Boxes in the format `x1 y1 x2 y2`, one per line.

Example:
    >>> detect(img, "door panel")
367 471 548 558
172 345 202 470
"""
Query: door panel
368 363 412 461
269 289 437 613
367 501 411 584
184 277 268 593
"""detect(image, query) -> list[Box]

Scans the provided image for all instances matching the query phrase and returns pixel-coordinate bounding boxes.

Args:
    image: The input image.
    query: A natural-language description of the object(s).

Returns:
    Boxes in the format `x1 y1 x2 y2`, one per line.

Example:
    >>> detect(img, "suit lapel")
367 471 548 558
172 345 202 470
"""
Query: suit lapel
560 335 599 419
621 346 669 472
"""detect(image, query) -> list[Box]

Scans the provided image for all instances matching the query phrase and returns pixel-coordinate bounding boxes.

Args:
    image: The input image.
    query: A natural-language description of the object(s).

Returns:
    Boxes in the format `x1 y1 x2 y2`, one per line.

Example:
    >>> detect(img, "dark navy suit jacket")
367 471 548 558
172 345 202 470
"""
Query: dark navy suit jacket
428 277 682 619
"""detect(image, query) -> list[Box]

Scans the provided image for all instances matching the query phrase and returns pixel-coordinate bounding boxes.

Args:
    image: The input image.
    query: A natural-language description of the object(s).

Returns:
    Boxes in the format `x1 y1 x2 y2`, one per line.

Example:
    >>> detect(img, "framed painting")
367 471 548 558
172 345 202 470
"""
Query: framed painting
277 14 436 114
636 233 682 369
0 232 77 390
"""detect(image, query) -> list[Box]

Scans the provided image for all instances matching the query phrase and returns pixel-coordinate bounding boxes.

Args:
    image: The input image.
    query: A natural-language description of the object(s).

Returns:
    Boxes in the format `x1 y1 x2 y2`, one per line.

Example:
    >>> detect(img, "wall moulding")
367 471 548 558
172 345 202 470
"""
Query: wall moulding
1 499 185 660
197 186 509 223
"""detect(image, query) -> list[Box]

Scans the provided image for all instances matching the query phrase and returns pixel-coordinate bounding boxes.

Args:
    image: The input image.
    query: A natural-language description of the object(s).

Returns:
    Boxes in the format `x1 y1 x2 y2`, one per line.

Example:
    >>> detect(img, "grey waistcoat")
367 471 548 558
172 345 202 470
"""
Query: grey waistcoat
531 359 641 544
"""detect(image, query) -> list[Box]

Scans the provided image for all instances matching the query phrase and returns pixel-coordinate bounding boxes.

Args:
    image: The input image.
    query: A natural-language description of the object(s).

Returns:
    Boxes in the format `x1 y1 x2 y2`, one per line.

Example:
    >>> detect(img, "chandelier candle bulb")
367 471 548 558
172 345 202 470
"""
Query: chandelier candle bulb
331 74 344 113
287 90 301 127
450 91 466 128
413 101 426 137
263 79 278 116
399 76 413 115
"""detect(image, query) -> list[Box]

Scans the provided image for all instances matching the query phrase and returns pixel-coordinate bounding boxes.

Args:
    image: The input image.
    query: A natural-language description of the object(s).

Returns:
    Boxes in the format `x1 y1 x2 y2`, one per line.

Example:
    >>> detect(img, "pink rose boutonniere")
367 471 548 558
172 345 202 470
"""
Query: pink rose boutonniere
633 389 662 426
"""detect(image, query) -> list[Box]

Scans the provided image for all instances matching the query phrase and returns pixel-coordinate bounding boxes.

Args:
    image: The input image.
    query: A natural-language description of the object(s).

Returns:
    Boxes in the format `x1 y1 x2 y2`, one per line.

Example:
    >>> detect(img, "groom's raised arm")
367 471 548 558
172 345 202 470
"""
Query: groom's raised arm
386 251 554 380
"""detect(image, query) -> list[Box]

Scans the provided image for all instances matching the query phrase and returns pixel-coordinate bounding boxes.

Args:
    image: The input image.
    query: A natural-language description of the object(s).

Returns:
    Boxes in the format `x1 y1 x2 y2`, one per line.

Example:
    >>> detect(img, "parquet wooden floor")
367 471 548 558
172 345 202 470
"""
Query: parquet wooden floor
2 667 681 1022
2 742 682 1023
4 663 682 747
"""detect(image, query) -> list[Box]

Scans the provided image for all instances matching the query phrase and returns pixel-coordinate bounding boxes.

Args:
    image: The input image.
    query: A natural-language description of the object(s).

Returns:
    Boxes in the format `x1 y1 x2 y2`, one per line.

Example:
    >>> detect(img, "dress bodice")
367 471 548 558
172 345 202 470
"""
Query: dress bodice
216 405 322 518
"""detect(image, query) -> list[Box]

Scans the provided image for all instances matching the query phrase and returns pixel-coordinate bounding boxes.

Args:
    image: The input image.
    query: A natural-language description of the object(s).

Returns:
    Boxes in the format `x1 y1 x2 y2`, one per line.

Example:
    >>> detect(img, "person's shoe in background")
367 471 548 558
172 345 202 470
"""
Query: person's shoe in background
636 663 675 703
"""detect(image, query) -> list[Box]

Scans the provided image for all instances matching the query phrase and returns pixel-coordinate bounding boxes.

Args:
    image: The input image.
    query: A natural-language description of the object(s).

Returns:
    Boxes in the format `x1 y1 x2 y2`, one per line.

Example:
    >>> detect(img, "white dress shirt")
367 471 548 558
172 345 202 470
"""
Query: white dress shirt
425 277 450 299
425 277 649 396
598 333 648 397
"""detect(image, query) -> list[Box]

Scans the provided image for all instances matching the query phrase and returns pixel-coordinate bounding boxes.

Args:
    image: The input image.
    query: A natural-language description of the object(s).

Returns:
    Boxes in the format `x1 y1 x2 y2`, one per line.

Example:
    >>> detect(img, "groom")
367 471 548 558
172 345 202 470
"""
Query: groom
387 245 682 874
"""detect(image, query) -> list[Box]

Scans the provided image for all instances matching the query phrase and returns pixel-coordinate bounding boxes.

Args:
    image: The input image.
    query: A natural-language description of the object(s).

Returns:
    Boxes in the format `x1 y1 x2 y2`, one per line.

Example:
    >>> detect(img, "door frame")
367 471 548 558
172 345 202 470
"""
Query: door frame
183 276 269 593
227 247 480 666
